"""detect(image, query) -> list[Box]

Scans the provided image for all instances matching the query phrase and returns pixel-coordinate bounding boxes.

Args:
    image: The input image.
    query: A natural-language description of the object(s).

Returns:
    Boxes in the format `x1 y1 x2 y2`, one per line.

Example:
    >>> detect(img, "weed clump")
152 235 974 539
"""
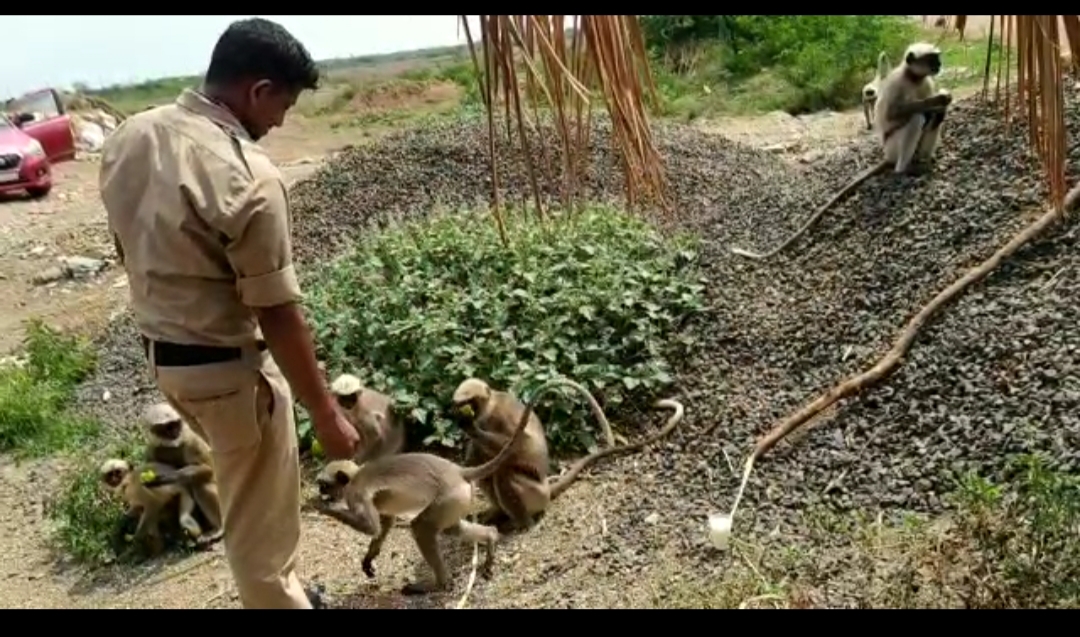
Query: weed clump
304 205 706 453
0 320 100 456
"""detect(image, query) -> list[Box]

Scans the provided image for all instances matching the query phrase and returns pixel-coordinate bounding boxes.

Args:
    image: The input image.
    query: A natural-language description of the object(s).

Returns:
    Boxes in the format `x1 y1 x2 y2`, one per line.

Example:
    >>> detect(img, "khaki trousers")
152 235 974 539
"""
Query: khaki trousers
150 346 311 609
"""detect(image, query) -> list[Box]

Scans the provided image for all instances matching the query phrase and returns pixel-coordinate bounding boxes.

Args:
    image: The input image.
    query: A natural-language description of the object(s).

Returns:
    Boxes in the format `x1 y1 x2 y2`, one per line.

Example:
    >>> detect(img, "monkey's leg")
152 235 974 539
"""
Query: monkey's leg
361 515 394 579
176 490 205 540
443 520 499 579
191 482 223 541
491 473 548 533
402 520 448 595
475 476 508 527
892 115 926 174
916 108 946 164
132 506 165 558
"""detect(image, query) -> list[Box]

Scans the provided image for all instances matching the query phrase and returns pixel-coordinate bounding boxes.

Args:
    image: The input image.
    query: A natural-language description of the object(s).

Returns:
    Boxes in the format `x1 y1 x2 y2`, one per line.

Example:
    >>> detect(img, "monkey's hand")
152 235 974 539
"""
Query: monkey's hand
930 91 952 109
303 496 329 513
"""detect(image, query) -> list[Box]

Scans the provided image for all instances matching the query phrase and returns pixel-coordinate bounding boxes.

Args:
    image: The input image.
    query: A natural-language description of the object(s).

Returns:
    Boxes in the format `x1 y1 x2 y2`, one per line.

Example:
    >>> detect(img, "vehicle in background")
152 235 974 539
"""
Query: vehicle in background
0 88 77 199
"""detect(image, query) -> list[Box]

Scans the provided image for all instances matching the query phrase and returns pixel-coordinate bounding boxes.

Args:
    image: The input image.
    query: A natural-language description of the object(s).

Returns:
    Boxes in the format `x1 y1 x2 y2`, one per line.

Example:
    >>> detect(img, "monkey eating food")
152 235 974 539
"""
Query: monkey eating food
140 402 223 546
329 373 405 464
730 42 952 262
451 377 685 533
310 379 565 596
99 458 218 557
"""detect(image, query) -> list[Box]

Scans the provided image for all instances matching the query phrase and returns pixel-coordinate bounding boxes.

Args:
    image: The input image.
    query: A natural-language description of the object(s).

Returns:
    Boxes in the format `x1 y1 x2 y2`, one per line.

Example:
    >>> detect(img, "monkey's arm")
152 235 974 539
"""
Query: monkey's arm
312 501 381 536
463 426 514 456
140 465 213 488
887 94 951 120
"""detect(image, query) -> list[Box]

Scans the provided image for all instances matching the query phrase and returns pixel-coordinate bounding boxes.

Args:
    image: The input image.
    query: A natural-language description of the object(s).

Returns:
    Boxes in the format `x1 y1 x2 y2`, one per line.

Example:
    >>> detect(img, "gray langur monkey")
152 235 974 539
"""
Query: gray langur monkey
451 377 685 534
730 42 951 262
140 402 224 544
329 373 405 464
861 51 891 130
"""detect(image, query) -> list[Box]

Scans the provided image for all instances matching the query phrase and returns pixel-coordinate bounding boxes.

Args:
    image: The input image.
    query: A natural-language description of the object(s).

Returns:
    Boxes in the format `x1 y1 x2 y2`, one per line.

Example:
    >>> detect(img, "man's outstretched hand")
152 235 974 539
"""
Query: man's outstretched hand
312 403 360 460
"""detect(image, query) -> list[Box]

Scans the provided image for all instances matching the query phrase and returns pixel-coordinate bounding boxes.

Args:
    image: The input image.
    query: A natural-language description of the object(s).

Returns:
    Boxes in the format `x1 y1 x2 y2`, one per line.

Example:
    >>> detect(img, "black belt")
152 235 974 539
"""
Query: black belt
141 336 267 367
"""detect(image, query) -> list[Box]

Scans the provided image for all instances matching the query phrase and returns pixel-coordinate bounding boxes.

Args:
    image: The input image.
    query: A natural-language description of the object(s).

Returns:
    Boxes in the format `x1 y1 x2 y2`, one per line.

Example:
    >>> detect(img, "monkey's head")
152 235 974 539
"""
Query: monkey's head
451 378 492 420
902 42 942 79
862 82 878 101
99 458 131 489
315 459 361 502
330 373 364 414
142 402 184 444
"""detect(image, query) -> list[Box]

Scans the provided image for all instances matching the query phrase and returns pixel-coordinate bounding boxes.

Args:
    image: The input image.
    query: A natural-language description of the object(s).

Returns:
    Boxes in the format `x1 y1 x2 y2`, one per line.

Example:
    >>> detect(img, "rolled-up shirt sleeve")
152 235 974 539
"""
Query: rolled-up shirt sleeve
220 177 302 308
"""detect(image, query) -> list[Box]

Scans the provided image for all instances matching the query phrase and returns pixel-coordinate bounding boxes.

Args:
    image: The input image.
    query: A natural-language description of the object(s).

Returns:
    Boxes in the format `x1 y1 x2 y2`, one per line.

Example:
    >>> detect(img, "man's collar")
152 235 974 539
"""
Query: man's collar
176 88 252 142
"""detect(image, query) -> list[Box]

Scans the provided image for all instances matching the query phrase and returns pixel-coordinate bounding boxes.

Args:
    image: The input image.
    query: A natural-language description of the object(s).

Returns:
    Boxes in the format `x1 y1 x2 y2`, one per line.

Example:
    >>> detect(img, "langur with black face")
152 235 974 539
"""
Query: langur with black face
730 42 952 262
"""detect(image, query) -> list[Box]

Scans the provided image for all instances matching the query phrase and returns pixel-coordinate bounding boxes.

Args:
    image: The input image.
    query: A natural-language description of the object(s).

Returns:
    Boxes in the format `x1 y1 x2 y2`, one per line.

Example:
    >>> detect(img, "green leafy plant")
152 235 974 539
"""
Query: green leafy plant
641 15 920 115
0 320 101 456
303 204 705 454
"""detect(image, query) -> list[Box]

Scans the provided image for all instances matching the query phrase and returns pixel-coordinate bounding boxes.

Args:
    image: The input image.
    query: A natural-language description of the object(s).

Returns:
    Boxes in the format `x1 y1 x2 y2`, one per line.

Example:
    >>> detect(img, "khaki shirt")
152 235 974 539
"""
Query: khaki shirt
99 89 301 348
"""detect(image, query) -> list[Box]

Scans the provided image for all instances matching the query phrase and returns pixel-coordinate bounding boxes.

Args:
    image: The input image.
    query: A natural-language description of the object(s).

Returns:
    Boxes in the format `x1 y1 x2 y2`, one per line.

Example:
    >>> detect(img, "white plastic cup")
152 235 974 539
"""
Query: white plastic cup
708 512 733 550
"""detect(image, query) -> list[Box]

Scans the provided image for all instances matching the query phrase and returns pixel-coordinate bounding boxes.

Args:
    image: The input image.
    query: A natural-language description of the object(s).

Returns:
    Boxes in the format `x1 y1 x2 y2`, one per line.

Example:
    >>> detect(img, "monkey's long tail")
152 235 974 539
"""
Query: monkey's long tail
729 160 891 261
876 50 890 79
549 399 684 500
536 378 616 448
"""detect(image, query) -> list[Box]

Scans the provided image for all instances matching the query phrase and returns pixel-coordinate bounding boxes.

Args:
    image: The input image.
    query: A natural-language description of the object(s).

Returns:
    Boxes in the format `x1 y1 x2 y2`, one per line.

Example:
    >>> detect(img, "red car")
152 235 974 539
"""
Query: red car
0 88 77 199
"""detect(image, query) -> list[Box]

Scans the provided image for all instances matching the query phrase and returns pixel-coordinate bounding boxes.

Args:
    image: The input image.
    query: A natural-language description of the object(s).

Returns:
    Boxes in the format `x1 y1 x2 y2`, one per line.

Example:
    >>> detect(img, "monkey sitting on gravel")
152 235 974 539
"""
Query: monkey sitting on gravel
729 41 953 261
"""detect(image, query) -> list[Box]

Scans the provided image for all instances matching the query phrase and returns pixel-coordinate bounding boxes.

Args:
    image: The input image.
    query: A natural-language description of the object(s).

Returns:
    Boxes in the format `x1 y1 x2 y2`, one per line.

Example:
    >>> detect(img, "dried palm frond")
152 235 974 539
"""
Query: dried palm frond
462 15 668 244
959 15 1080 210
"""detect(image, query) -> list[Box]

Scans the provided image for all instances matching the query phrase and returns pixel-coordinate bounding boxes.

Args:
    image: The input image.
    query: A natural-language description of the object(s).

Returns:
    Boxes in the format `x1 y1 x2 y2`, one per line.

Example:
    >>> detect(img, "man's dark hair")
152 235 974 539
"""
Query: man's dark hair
205 18 320 92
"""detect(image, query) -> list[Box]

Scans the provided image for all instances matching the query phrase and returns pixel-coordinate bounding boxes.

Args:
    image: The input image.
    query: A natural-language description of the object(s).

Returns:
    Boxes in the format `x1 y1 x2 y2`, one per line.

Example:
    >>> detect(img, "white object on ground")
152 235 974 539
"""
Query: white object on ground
76 121 106 152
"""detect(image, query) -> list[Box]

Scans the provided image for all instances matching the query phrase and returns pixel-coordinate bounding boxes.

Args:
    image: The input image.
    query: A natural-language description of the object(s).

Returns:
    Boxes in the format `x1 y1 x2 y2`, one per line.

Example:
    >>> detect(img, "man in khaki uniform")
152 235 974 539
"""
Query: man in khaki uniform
99 18 360 609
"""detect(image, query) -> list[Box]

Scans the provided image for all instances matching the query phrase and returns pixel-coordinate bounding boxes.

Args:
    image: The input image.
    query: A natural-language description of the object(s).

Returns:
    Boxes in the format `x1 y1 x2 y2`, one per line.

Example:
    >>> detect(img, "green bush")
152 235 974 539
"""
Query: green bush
0 320 101 456
303 205 706 453
641 15 919 115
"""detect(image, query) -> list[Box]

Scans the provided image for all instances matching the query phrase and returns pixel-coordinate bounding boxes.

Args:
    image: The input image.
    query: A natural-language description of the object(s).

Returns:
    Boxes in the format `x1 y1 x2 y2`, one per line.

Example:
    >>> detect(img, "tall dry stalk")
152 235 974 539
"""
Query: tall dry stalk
957 15 1080 210
462 15 669 244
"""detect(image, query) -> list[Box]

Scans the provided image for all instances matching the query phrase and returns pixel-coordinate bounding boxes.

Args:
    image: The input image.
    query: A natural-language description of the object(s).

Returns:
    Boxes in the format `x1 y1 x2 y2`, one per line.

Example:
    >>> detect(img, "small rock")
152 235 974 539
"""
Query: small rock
644 512 660 525
102 390 112 402
31 266 66 285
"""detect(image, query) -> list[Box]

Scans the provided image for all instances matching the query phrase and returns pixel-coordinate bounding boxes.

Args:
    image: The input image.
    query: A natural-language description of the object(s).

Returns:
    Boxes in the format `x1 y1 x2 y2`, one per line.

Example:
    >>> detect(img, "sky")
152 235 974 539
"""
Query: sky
1 15 482 99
